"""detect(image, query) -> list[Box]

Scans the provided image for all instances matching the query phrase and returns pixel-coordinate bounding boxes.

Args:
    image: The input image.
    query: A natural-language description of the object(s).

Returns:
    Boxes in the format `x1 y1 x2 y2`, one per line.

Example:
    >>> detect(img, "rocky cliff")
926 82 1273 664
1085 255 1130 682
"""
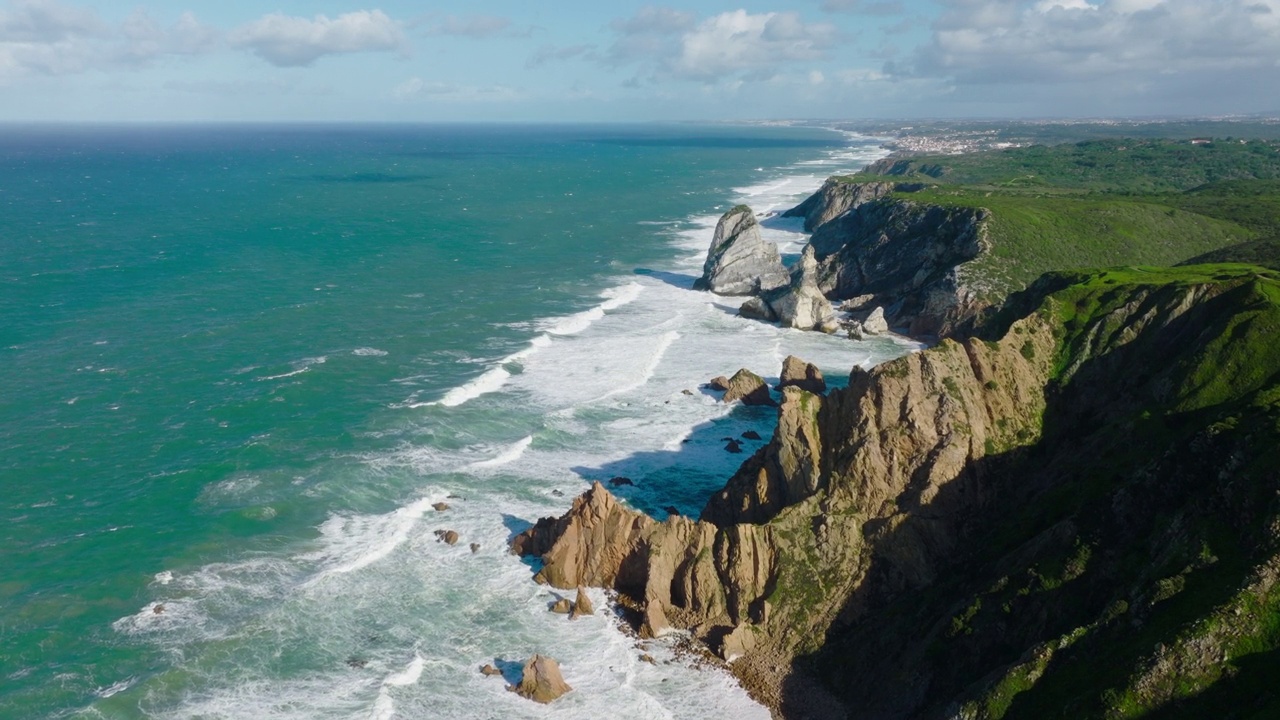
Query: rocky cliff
696 205 789 295
797 184 992 337
782 178 897 232
514 263 1280 719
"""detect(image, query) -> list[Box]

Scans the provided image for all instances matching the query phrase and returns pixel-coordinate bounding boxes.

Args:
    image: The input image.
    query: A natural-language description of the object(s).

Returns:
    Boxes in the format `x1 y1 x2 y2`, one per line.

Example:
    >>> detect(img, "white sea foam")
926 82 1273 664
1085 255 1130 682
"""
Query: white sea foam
353 347 389 357
467 435 534 470
256 356 327 382
305 497 437 582
105 132 903 720
95 678 134 698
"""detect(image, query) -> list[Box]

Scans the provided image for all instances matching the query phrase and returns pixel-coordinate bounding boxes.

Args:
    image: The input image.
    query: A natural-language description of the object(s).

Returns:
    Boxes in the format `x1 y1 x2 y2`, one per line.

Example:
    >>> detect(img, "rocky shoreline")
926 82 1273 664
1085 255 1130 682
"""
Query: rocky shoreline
506 169 1280 718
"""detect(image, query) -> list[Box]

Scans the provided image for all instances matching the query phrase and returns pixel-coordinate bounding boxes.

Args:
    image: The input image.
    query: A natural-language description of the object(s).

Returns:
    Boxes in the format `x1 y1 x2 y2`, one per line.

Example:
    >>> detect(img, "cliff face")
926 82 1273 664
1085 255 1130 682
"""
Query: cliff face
782 178 897 233
786 181 992 337
696 205 789 295
514 264 1280 719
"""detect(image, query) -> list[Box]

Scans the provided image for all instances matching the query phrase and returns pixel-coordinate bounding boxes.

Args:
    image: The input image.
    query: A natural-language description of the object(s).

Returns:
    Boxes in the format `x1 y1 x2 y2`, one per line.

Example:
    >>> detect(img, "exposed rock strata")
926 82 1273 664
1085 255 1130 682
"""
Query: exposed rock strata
786 181 991 337
515 266 1280 718
765 246 836 331
695 205 789 295
782 178 896 232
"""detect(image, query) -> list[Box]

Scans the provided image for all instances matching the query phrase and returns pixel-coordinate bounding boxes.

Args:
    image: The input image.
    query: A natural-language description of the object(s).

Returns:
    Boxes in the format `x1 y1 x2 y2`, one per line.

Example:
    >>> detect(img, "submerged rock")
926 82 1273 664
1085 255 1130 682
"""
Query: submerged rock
513 655 572 704
695 206 789 295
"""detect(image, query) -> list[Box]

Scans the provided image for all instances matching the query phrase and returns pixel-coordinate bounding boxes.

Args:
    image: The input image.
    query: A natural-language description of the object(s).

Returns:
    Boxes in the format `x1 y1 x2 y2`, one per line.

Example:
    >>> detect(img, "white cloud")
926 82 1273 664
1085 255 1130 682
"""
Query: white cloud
606 8 838 83
0 1 218 78
672 11 837 81
912 0 1280 84
229 10 404 67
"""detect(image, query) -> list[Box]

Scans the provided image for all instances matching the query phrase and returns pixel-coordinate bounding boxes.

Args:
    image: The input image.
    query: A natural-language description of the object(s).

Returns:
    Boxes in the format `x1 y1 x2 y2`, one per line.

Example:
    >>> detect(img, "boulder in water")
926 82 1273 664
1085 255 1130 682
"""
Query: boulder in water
695 206 789 295
722 368 776 406
513 655 573 704
778 355 827 395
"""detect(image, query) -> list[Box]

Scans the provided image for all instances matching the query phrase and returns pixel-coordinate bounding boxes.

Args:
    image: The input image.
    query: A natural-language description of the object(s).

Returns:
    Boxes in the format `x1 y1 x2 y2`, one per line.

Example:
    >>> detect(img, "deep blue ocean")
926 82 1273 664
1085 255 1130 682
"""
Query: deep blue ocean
0 123 908 719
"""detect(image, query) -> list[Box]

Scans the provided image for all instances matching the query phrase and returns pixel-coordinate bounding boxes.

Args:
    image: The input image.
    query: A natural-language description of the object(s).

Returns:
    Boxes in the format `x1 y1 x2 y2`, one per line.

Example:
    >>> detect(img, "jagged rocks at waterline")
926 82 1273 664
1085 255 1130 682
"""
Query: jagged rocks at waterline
707 376 731 392
549 598 572 614
777 355 826 395
721 368 776 406
860 306 889 335
570 586 595 618
765 246 836 331
432 502 450 512
738 296 778 322
512 655 572 704
479 663 502 677
434 529 459 545
694 205 789 296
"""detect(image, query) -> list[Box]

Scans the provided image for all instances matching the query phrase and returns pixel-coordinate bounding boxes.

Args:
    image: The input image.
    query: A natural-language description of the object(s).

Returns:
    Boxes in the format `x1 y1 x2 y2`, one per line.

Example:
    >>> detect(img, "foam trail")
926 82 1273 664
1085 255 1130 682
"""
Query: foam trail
370 655 425 720
256 356 326 381
600 331 680 400
544 282 644 336
432 366 511 407
467 435 534 469
305 498 435 583
425 334 552 408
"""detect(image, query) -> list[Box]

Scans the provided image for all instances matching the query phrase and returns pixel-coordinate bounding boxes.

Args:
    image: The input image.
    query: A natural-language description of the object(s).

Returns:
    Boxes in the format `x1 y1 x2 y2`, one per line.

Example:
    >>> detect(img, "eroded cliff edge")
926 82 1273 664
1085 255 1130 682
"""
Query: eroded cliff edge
514 263 1280 719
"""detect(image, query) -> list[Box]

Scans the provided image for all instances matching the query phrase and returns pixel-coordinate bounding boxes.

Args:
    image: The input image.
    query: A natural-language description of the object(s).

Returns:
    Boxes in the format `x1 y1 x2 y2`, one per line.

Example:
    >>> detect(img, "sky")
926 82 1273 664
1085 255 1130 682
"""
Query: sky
1 0 1278 122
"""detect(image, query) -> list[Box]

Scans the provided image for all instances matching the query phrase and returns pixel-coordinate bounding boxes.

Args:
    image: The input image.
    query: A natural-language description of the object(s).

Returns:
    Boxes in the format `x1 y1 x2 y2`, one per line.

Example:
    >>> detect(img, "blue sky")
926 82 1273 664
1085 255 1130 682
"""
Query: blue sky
1 0 1278 121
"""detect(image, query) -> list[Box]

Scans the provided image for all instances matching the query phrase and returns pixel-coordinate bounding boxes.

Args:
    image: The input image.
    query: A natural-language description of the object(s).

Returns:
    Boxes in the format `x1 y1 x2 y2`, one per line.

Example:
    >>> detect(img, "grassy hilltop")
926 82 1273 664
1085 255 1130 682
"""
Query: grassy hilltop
831 138 1280 302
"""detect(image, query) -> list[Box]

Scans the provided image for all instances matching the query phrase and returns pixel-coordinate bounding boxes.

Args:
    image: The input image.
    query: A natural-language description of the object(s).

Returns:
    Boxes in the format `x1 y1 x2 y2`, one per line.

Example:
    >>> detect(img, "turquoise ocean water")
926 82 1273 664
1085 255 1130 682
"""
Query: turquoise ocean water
1 124 911 719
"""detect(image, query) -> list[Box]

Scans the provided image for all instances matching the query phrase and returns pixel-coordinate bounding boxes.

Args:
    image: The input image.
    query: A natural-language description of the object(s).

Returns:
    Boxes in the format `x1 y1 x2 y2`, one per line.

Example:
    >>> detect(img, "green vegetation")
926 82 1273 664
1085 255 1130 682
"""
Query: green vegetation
821 139 1280 303
863 139 1280 193
808 265 1280 719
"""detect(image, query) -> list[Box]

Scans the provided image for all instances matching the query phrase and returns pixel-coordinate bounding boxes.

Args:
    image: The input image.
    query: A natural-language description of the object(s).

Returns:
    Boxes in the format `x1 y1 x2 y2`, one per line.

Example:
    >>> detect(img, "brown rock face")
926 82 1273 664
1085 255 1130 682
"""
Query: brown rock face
511 482 775 642
722 368 776 406
479 663 502 677
435 529 459 545
432 502 450 512
571 586 595 618
549 598 572 614
708 376 731 391
778 355 826 394
513 655 572 704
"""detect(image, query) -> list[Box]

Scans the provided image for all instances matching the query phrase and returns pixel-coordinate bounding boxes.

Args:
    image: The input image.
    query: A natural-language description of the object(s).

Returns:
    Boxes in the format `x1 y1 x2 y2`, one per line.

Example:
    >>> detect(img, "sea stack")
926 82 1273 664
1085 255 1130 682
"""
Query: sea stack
695 205 789 295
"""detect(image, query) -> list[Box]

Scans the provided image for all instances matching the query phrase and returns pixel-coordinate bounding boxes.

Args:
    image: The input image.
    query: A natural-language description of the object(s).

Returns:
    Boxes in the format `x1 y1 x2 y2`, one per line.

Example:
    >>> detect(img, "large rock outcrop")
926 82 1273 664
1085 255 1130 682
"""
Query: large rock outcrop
695 205 789 295
783 180 992 337
515 264 1280 719
782 178 896 232
765 245 836 331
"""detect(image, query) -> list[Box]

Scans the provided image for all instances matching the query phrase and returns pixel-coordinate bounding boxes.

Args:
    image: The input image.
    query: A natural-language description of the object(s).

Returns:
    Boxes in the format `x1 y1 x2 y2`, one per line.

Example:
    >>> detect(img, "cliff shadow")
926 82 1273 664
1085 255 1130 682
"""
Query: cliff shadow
633 267 698 290
778 292 1275 719
568 401 781 519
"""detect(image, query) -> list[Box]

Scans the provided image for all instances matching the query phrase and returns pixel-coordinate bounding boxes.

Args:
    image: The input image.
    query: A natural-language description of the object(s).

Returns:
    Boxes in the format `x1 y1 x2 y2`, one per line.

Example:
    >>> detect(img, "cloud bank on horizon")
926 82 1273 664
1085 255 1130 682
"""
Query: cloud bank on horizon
0 0 1276 121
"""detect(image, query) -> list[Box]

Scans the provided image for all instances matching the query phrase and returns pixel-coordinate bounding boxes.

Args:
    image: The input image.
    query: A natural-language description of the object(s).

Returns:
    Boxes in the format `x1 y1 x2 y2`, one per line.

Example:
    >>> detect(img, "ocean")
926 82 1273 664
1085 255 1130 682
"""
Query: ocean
0 123 914 719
